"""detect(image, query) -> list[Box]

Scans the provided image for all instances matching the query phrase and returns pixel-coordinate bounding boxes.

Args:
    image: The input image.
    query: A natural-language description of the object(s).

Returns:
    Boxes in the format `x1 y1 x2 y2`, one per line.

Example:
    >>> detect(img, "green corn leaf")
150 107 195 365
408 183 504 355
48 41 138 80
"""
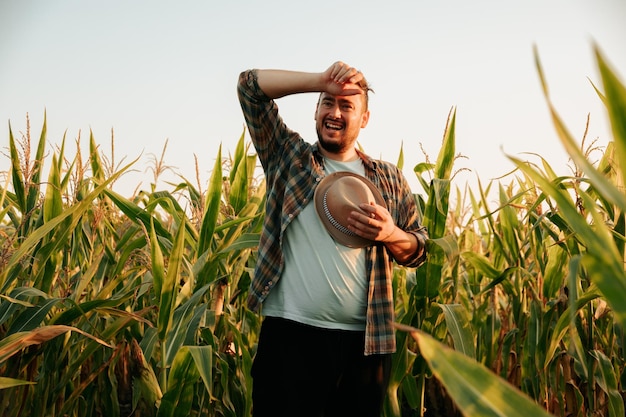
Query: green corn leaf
0 377 35 390
8 123 26 213
413 162 435 193
109 235 148 280
544 286 600 368
437 303 476 358
595 45 626 189
150 218 166 304
579 191 626 328
229 142 249 215
158 217 186 340
396 142 404 170
534 45 626 212
164 284 210 366
0 287 49 327
187 345 213 397
395 324 554 417
591 350 625 417
434 107 456 180
0 325 113 364
89 129 105 181
49 296 130 325
386 332 416 417
429 235 459 264
216 232 261 254
0 175 10 224
229 129 246 184
198 144 223 256
6 298 62 335
43 153 63 222
157 347 200 417
57 132 75 192
461 252 500 279
103 188 171 240
542 244 569 300
521 299 542 392
26 113 47 214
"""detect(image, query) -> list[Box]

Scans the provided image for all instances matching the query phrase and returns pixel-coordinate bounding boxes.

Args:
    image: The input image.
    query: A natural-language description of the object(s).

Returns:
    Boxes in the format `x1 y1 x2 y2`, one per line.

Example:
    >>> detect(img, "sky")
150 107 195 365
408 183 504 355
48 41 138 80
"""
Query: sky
1 0 625 201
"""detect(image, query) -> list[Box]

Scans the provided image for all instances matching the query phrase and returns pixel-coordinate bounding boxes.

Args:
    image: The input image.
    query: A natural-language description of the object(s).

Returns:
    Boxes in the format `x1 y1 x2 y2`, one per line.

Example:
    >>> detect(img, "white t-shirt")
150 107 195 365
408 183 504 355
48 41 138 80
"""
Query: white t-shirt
261 158 368 330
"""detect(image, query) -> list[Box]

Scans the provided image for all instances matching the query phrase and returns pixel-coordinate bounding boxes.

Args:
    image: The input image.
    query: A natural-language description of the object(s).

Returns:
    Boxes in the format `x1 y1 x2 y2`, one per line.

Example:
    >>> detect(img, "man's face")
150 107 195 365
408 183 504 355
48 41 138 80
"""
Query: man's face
314 92 370 154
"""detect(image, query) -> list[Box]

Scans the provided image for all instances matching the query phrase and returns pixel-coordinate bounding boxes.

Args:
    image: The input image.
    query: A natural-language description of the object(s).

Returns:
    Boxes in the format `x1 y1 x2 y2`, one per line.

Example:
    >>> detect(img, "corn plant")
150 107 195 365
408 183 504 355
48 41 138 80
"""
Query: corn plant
0 121 263 416
389 45 625 417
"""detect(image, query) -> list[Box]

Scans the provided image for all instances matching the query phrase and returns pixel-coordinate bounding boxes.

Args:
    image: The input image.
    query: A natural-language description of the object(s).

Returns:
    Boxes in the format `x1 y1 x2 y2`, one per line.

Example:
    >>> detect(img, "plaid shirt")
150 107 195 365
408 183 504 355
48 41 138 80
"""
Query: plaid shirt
237 70 428 355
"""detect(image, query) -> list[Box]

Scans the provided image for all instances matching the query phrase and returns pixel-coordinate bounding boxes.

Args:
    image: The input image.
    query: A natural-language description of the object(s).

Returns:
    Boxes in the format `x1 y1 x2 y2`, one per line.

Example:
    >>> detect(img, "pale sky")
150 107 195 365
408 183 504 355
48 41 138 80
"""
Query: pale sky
1 0 625 200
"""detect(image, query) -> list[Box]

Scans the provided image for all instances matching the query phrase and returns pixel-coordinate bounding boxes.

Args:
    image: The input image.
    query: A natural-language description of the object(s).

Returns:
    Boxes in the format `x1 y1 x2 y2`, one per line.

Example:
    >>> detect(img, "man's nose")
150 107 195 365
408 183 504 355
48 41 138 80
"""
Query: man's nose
330 105 341 118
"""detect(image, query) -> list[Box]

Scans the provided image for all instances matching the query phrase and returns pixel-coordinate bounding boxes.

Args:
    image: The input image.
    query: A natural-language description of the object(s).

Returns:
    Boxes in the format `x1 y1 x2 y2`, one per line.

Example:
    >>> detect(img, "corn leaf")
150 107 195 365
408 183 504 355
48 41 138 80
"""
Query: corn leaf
8 124 26 213
103 189 171 240
187 345 213 397
437 303 476 358
0 377 36 390
534 45 626 212
43 153 63 222
591 350 625 417
26 113 47 215
6 298 61 335
164 284 210 366
198 144 223 255
157 347 200 417
0 325 113 364
150 218 166 304
395 324 554 417
229 142 249 215
158 217 186 340
595 46 626 189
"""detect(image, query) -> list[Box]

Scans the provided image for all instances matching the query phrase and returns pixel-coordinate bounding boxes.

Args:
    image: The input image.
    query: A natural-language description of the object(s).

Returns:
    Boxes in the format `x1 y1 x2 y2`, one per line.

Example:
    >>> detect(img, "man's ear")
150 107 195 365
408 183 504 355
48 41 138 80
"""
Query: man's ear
360 110 370 128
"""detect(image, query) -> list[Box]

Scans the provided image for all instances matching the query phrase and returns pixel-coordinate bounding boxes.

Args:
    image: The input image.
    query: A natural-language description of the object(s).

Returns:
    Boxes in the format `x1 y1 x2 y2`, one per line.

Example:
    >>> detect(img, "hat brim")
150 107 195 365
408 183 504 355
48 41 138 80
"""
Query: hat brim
314 171 387 248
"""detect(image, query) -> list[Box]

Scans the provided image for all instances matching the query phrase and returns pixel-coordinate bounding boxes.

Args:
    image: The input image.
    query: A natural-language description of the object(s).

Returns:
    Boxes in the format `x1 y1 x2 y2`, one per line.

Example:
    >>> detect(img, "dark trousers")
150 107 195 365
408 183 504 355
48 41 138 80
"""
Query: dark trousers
251 317 392 417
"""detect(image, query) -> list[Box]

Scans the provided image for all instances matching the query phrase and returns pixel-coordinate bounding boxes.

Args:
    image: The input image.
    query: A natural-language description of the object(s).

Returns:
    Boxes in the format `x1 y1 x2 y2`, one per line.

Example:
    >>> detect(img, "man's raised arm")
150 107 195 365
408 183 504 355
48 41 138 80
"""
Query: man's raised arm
255 62 366 99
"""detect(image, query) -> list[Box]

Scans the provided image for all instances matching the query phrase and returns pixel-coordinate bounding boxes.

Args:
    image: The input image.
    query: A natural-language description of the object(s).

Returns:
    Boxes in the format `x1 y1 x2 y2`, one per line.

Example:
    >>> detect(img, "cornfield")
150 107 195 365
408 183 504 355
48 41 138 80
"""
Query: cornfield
1 46 624 417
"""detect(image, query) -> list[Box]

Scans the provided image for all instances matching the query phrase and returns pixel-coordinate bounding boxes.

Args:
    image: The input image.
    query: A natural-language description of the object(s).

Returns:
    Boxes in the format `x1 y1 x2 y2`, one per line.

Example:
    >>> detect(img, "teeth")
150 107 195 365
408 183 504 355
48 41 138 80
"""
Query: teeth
325 121 343 130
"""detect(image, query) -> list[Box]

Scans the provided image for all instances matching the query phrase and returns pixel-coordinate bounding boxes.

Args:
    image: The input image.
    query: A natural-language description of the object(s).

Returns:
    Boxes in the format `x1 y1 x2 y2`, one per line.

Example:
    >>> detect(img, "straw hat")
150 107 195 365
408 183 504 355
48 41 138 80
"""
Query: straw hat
314 171 386 248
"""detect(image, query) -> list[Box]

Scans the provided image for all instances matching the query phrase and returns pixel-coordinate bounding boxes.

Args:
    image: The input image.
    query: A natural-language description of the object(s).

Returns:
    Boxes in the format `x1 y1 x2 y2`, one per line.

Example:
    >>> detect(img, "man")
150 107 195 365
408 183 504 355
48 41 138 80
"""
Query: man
237 61 428 417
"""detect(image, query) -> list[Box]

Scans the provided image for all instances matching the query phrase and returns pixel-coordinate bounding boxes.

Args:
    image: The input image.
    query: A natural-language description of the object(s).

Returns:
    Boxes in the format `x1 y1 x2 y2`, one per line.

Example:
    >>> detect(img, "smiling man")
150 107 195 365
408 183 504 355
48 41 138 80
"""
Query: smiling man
237 62 428 417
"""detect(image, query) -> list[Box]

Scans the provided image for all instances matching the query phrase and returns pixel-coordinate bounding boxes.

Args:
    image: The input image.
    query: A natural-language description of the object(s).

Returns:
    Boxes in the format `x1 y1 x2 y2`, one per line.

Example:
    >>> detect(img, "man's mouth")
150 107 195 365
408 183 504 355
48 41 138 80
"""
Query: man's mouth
324 120 344 131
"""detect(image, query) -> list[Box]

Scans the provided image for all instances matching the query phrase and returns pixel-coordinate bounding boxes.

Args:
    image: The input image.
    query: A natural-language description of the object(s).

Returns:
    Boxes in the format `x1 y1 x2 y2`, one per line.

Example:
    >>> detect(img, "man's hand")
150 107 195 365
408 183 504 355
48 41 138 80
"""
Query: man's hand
348 202 420 263
320 61 366 97
347 202 395 243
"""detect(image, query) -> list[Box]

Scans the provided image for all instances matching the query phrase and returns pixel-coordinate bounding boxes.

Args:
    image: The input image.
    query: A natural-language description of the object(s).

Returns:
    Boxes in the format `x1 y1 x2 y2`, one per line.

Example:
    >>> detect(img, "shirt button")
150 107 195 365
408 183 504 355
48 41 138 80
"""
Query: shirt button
288 213 293 218
315 177 321 182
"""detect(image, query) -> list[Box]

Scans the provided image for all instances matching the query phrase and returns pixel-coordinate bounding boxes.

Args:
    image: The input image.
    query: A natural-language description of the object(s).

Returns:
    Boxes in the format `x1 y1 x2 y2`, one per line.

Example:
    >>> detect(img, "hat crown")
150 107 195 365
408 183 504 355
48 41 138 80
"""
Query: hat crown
314 172 386 248
325 177 376 223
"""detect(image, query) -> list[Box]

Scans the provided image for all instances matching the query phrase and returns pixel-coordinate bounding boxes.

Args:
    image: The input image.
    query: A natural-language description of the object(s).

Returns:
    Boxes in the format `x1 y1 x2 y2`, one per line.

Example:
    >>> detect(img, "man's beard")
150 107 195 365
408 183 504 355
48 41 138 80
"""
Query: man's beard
316 126 352 154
